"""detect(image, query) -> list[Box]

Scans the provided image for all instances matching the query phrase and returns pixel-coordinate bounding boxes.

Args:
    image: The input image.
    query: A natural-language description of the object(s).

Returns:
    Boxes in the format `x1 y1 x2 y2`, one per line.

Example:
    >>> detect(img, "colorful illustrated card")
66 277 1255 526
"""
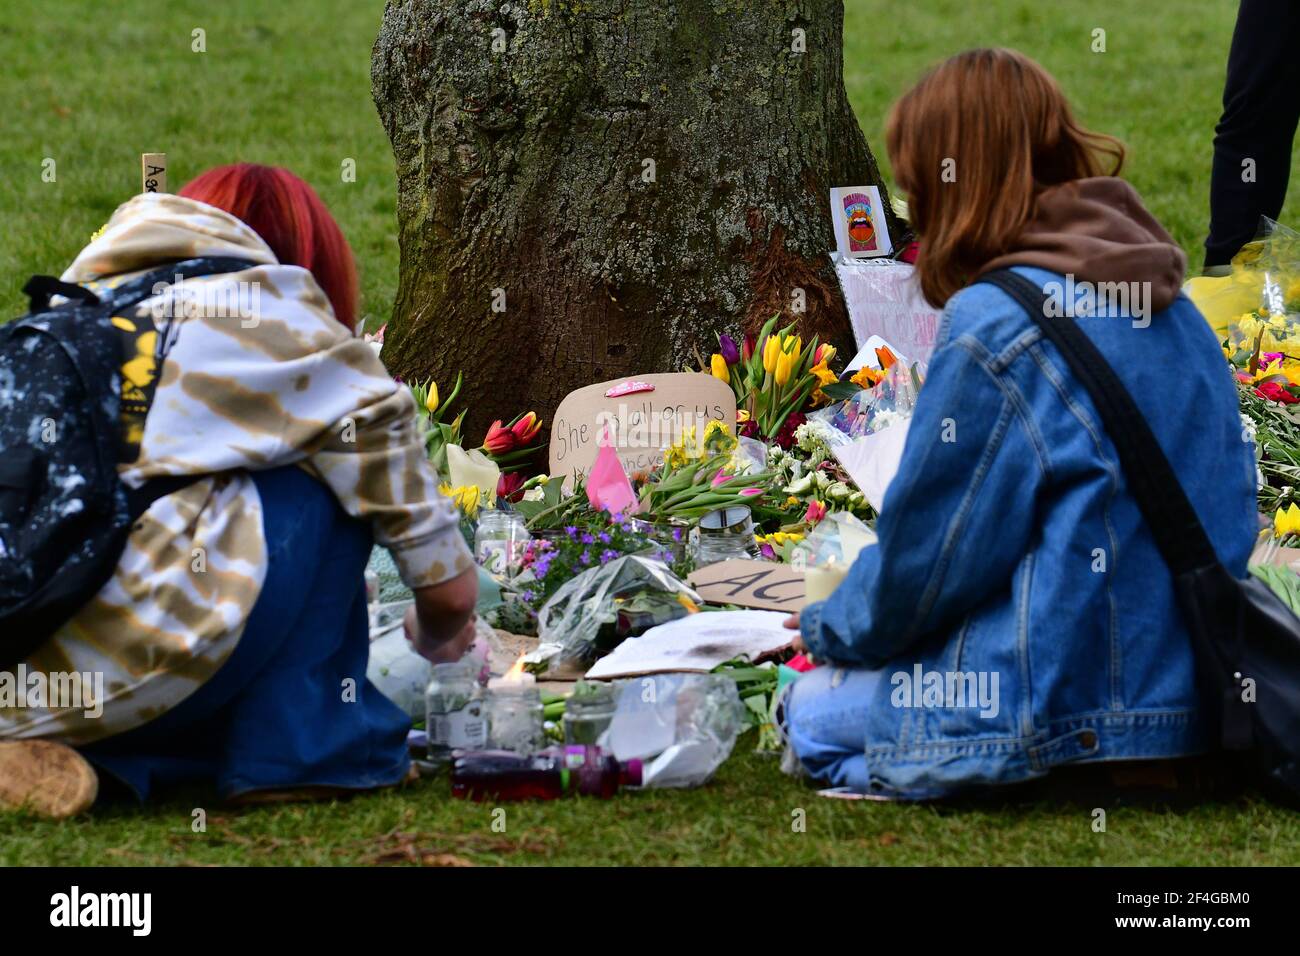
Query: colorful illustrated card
829 185 892 259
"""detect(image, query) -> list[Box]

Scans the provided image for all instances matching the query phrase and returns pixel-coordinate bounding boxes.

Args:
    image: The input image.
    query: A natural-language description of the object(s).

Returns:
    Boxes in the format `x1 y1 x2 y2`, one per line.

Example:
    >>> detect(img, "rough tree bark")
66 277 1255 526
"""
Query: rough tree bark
372 0 901 439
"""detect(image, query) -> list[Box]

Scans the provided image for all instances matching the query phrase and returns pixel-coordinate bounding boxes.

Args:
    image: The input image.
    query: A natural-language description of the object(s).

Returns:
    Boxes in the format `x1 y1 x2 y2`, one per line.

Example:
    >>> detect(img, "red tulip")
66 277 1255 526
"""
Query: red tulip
803 499 827 524
1256 381 1300 405
497 471 526 502
482 420 516 454
511 411 542 445
743 332 756 361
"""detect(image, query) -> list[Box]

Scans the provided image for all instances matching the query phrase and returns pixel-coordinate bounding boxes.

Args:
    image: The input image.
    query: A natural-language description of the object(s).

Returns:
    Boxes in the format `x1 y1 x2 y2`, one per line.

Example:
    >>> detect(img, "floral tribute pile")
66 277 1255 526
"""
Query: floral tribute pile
383 313 923 639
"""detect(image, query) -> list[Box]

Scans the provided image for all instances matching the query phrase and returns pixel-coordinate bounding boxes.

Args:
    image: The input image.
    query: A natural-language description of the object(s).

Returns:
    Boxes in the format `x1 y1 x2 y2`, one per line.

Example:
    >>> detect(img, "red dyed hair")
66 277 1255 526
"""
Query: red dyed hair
179 164 359 330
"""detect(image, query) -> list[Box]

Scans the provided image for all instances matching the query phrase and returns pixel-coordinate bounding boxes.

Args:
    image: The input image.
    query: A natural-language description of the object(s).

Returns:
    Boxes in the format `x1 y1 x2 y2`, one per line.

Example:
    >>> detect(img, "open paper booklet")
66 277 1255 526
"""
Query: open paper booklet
585 609 794 679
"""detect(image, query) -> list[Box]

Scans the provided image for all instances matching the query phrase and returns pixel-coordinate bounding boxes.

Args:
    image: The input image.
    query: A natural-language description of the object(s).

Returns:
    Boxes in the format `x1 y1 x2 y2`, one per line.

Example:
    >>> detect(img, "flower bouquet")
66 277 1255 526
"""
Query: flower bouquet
636 421 773 521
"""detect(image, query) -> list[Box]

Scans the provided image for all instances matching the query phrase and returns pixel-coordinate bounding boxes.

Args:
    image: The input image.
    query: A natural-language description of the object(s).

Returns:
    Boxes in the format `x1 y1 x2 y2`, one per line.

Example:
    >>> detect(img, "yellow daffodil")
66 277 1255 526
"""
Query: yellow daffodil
850 366 887 389
710 353 729 384
809 359 838 404
438 482 480 519
1275 503 1300 538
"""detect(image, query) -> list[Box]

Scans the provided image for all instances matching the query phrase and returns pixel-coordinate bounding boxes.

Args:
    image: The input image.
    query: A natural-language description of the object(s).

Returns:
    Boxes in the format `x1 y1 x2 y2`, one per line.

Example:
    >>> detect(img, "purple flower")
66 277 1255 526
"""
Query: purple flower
580 532 596 545
598 531 611 544
719 334 740 365
521 589 535 602
580 550 592 565
600 549 619 564
671 526 684 542
534 555 553 577
564 525 578 539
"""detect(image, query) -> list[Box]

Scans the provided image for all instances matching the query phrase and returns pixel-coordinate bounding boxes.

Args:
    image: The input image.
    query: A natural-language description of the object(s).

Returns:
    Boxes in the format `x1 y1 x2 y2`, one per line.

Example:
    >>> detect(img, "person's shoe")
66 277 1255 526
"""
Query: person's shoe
0 740 98 818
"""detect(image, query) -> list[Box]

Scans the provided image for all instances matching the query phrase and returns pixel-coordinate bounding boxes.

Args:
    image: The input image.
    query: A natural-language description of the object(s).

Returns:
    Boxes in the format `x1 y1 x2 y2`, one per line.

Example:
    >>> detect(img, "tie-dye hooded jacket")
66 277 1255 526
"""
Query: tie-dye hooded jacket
0 193 470 744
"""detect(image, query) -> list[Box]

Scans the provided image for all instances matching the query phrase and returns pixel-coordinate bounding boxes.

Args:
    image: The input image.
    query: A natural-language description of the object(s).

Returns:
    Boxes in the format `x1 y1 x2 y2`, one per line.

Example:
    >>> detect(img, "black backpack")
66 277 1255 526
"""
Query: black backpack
0 257 255 669
980 268 1300 804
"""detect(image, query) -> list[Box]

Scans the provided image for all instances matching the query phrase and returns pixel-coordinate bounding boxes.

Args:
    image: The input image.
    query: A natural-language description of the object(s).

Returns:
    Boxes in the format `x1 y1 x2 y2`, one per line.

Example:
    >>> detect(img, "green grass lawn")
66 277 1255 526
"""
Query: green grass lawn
3 0 1299 865
4 736 1299 866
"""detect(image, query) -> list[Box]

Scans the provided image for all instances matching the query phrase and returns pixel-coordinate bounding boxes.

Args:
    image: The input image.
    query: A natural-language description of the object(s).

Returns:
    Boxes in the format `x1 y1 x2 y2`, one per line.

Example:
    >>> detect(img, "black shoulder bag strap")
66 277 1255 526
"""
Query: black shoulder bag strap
978 268 1257 750
976 269 1221 575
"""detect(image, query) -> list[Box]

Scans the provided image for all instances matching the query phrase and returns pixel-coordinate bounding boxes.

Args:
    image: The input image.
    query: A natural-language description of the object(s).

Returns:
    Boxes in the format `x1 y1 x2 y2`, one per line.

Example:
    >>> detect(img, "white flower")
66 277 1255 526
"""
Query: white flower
785 474 814 496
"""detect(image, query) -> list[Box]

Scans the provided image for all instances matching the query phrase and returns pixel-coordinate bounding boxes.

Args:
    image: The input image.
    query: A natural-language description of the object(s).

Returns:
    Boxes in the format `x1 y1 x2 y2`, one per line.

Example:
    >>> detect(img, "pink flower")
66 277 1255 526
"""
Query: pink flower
738 487 763 497
804 499 827 524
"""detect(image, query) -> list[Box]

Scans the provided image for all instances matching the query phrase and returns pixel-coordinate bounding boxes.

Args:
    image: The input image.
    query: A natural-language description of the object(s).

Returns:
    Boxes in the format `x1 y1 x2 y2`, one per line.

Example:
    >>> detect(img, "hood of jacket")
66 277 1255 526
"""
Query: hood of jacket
978 177 1187 314
63 192 277 284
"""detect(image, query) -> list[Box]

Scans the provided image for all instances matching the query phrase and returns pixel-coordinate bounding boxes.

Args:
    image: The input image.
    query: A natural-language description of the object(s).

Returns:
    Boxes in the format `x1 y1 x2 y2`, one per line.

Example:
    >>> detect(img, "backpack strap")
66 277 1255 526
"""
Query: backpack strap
975 269 1222 576
21 275 100 313
95 256 261 313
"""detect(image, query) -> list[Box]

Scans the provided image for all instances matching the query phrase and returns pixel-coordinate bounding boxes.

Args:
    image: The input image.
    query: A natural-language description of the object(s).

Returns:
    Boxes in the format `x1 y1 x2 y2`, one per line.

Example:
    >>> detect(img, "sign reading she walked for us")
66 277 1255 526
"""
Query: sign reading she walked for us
549 373 735 487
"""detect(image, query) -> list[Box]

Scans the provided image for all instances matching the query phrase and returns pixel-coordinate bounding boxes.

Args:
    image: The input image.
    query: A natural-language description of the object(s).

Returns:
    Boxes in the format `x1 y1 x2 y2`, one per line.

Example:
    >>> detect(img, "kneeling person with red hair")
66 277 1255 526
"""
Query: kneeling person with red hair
0 165 477 816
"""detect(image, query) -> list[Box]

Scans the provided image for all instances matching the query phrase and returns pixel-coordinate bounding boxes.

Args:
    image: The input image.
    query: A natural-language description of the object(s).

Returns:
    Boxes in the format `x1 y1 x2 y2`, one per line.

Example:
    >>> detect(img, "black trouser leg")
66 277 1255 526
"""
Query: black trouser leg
1205 0 1300 269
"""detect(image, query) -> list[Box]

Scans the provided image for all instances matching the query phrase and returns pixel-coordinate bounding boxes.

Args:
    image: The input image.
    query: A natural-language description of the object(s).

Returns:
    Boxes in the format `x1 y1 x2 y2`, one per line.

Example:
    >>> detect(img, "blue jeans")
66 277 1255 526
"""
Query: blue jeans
84 466 412 801
785 665 885 792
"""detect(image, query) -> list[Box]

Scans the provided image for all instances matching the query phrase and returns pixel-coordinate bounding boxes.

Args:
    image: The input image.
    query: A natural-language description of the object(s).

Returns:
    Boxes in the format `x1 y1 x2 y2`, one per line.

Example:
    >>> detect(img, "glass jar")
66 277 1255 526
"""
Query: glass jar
564 681 618 746
474 510 529 581
484 680 546 754
694 505 759 564
425 660 487 766
630 518 690 568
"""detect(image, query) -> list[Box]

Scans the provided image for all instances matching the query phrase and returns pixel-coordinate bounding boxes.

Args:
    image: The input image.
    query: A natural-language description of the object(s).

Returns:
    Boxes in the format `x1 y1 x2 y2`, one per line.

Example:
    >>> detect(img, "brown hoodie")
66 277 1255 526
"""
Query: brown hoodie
979 177 1187 313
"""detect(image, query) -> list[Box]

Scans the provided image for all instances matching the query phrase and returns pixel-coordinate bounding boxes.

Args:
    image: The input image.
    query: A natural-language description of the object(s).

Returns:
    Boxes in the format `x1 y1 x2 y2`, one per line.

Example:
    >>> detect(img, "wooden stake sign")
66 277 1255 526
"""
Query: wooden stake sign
688 559 805 612
141 153 167 194
549 372 735 486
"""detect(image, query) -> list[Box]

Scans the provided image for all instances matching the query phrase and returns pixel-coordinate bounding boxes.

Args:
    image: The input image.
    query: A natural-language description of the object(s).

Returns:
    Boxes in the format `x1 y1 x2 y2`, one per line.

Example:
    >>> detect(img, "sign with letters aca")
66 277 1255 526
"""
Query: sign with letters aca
688 559 805 612
549 373 735 486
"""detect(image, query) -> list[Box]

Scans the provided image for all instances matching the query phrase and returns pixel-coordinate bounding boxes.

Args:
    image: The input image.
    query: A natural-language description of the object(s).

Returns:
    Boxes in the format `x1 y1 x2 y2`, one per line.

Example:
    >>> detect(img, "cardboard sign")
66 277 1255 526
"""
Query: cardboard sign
834 259 940 366
688 559 805 612
1250 541 1300 568
549 372 735 485
141 153 167 194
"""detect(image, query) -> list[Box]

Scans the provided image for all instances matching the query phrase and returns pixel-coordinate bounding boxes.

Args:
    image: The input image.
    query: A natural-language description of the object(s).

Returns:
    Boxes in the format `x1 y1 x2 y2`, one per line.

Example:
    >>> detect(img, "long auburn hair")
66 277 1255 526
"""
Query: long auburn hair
179 164 359 330
886 48 1125 307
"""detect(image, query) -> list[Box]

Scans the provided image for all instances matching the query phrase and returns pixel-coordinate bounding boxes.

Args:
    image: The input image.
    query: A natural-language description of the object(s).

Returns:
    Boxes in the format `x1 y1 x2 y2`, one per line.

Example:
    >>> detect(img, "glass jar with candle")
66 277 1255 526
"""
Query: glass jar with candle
564 680 618 746
425 660 487 766
484 678 546 754
694 505 759 564
474 510 530 581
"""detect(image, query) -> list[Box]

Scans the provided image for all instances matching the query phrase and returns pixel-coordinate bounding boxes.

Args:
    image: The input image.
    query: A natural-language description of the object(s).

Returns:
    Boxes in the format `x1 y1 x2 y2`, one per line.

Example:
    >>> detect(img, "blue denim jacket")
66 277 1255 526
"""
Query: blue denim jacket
798 266 1258 797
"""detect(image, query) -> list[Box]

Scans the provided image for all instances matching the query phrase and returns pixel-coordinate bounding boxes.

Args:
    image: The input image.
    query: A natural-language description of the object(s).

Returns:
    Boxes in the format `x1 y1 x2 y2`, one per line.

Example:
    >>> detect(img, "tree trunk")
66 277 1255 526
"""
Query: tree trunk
372 0 900 440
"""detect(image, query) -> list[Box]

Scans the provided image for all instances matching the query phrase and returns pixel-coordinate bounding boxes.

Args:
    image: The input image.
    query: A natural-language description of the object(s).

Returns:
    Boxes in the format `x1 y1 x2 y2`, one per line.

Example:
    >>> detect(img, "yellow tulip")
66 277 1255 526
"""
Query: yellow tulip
425 380 440 415
710 353 729 384
762 335 782 374
775 347 796 386
1275 503 1300 538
